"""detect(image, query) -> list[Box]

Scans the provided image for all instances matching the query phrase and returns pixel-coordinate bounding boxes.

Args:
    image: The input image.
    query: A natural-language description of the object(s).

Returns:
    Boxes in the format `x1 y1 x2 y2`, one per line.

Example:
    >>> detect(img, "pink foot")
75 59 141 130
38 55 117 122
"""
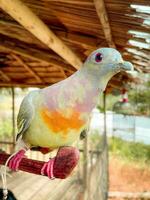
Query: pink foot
8 149 26 171
41 158 55 179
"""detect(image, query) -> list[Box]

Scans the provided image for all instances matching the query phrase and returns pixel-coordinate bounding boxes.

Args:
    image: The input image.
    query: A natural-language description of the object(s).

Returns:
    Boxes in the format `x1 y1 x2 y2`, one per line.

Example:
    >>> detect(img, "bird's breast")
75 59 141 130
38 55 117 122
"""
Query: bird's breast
40 107 86 137
24 105 89 148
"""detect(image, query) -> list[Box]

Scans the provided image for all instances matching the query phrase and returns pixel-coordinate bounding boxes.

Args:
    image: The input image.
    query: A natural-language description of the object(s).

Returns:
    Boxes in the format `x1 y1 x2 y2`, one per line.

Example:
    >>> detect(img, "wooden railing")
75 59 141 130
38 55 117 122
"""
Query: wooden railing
109 192 150 199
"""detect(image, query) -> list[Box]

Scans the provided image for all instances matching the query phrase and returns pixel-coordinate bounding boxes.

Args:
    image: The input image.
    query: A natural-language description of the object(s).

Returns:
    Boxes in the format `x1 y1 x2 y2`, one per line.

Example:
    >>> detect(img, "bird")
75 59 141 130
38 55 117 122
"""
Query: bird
4 48 133 179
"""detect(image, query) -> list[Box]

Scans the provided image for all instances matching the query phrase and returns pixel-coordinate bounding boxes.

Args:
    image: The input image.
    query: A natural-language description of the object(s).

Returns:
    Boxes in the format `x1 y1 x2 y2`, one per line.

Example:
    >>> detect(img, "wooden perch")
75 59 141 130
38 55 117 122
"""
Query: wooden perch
0 147 79 179
0 0 82 70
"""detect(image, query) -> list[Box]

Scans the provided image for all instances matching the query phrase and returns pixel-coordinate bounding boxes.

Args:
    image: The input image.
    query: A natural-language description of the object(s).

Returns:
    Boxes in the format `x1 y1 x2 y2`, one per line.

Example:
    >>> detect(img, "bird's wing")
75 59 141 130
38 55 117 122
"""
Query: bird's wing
16 95 34 141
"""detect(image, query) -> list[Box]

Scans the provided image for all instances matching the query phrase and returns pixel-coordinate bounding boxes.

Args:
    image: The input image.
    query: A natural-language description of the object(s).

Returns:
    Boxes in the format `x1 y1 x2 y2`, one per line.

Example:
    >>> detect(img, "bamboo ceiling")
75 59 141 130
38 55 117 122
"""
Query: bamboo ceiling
0 0 149 92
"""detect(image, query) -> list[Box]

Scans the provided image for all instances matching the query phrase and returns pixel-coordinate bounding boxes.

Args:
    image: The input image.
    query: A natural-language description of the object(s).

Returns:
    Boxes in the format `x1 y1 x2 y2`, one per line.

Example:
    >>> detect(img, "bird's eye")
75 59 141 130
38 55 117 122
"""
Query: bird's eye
95 53 103 63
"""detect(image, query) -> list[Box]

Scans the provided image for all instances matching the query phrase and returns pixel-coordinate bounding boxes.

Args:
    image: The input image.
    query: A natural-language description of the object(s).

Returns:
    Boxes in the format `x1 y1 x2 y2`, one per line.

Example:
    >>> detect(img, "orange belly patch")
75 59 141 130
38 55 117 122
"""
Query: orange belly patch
40 108 85 136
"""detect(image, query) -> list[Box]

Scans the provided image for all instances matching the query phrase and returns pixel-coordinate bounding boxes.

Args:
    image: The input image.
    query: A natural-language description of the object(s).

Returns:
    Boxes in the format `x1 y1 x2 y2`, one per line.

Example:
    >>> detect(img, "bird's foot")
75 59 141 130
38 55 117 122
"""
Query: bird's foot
41 147 80 179
8 149 26 171
41 158 55 179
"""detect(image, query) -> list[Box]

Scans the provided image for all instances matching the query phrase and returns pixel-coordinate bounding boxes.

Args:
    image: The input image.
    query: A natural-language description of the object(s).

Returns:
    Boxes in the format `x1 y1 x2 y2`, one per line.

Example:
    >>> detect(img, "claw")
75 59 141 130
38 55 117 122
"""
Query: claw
41 158 55 179
8 149 26 171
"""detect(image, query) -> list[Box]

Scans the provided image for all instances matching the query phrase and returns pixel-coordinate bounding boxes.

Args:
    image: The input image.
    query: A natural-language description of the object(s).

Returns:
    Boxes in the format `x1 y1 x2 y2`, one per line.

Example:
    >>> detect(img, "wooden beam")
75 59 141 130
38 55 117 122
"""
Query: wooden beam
126 48 150 60
28 77 63 84
0 20 100 49
0 20 47 49
107 79 124 89
132 55 149 62
56 31 101 49
11 54 43 83
132 59 149 68
93 0 116 48
109 192 150 199
0 82 45 88
0 79 62 88
0 38 75 72
57 66 67 79
0 34 62 61
123 52 149 63
0 82 44 88
0 69 11 81
132 64 143 73
128 39 150 50
0 0 83 69
122 53 149 72
0 72 64 79
133 64 150 73
0 45 53 66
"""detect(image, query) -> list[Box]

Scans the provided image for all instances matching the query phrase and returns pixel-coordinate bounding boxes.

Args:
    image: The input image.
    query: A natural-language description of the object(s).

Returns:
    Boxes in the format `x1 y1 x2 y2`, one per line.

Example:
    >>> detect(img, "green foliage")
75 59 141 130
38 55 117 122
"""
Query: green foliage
98 76 150 115
128 87 150 116
109 137 150 166
0 119 12 139
106 94 120 110
129 90 150 105
113 101 134 115
0 88 12 95
127 75 150 116
97 93 120 112
146 80 150 87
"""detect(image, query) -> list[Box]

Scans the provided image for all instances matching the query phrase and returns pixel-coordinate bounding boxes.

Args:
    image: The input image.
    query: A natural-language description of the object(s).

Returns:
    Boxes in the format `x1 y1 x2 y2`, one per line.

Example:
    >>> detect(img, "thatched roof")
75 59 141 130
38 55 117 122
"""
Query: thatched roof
0 0 149 91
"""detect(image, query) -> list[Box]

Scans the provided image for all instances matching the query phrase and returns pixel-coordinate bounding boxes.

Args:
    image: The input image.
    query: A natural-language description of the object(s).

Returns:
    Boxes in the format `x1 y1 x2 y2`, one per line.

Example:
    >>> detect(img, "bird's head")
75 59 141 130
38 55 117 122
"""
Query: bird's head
83 48 133 89
85 48 133 73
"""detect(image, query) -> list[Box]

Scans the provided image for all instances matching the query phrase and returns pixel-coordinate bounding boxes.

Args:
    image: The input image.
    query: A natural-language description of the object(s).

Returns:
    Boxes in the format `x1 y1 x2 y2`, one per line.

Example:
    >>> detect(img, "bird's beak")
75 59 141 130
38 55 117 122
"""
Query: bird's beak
119 61 134 71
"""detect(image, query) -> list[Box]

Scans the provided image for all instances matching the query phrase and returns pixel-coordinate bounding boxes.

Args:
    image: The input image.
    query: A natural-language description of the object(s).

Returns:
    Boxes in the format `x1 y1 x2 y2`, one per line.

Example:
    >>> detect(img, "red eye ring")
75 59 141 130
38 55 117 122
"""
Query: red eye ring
95 53 103 63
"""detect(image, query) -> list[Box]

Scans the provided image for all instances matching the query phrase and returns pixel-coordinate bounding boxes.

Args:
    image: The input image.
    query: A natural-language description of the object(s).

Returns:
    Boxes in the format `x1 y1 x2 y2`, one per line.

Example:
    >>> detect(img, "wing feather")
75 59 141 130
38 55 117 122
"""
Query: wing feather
16 95 34 141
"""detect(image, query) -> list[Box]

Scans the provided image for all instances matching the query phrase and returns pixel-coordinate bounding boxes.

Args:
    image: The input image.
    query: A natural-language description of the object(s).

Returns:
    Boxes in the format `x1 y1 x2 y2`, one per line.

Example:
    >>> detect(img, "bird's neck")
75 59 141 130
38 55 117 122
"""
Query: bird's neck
42 67 110 114
78 66 109 92
67 68 102 113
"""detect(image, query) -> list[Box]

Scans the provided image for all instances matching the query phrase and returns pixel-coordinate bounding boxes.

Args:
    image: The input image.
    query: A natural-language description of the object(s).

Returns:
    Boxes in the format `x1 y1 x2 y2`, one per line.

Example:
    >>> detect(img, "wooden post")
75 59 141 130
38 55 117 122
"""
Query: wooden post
83 133 88 191
0 0 82 69
103 92 107 141
11 87 16 152
82 118 92 200
103 91 109 200
133 115 136 143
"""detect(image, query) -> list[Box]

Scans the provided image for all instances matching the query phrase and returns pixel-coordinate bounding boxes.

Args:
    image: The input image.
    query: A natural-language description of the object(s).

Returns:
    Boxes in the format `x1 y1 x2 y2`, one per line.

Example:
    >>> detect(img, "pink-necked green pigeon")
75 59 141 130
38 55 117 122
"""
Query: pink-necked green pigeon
2 48 133 189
